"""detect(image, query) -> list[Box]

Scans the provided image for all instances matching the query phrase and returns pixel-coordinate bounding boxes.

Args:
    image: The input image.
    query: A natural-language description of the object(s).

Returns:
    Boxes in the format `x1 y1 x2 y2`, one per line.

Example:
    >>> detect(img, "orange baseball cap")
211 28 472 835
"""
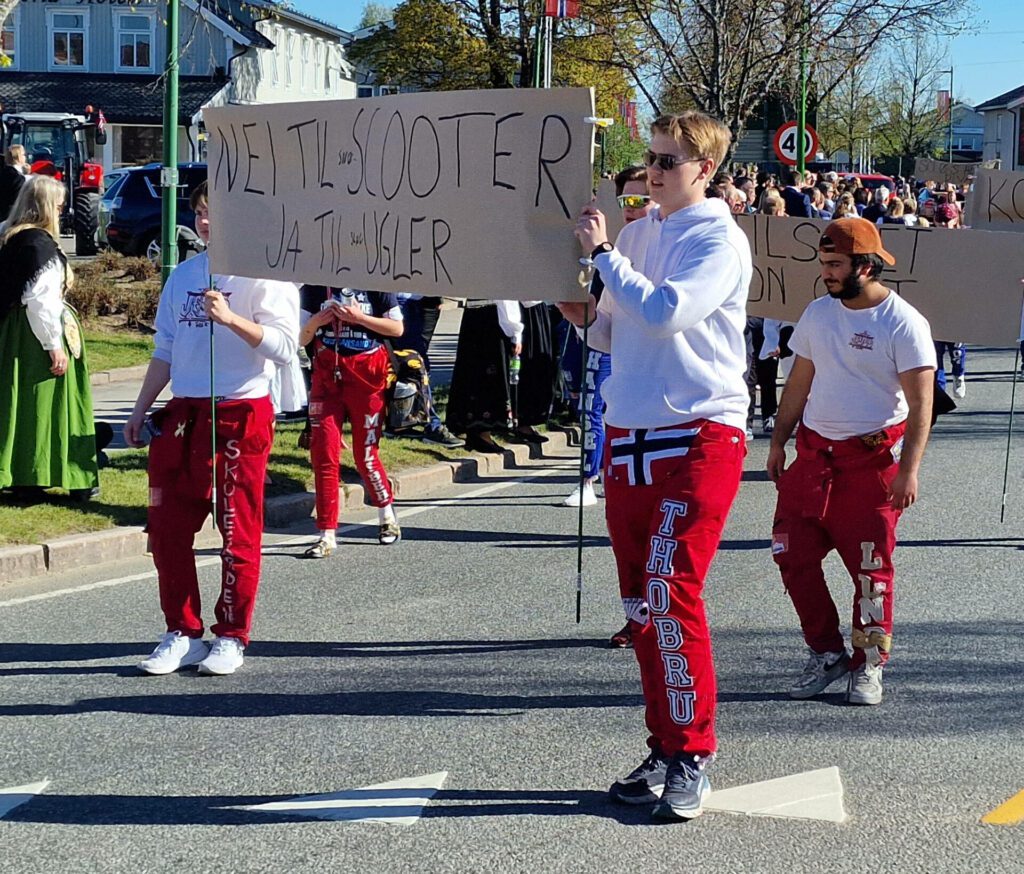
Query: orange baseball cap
818 217 896 266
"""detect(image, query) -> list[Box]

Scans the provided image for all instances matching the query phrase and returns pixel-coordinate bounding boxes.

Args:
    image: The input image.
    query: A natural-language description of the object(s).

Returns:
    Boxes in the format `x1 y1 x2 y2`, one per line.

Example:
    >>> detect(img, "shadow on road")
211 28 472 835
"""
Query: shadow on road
5 787 653 826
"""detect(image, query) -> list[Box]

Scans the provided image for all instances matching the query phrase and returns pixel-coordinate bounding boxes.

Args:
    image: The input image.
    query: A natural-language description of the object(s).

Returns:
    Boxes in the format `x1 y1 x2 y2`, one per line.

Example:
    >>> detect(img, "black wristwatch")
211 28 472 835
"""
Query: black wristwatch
590 242 614 259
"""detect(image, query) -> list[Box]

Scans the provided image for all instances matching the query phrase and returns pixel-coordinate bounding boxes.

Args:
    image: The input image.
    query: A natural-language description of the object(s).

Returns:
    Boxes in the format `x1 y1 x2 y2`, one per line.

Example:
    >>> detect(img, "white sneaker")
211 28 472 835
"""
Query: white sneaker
789 648 850 699
198 636 245 675
954 376 966 399
139 631 209 675
846 662 883 705
562 481 597 507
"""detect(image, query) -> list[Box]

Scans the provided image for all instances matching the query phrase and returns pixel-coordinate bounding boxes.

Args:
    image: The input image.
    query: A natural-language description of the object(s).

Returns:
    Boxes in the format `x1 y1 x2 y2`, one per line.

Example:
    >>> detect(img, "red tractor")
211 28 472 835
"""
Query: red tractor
1 108 108 255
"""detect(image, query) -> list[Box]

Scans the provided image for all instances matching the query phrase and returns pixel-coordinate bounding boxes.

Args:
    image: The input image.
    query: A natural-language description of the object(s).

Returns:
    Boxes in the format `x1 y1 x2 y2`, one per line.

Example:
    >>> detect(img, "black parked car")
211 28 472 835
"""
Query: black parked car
105 163 207 263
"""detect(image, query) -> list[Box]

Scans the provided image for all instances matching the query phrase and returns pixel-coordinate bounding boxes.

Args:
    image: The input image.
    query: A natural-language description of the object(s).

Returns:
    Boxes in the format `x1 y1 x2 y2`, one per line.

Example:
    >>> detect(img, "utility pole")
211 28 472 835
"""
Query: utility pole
939 67 954 160
531 1 544 88
948 67 954 160
160 0 180 284
797 0 809 174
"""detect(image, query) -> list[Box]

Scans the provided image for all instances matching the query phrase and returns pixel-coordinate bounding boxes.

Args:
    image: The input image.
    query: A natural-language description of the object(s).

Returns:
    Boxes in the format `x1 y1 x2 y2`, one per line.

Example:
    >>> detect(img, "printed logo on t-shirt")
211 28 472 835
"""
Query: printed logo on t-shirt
849 331 875 351
179 284 230 328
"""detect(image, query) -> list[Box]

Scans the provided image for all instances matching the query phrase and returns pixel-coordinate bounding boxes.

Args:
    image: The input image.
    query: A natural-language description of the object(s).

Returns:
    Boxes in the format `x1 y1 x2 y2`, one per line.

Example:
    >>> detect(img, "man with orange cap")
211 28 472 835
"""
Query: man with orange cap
767 217 935 706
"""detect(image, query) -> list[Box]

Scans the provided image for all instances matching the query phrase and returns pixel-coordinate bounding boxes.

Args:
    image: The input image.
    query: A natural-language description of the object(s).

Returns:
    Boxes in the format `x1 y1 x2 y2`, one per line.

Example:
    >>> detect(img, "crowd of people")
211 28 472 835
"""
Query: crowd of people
0 110 1008 823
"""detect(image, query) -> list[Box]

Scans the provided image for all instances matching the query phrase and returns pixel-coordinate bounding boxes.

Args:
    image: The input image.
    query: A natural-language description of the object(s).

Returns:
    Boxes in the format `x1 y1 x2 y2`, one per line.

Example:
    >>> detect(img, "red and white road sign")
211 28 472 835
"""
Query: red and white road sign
773 122 819 166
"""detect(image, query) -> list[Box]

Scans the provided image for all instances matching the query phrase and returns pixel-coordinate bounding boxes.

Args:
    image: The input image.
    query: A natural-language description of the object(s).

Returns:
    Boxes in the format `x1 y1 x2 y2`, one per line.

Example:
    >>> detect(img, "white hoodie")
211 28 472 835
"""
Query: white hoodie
587 197 752 430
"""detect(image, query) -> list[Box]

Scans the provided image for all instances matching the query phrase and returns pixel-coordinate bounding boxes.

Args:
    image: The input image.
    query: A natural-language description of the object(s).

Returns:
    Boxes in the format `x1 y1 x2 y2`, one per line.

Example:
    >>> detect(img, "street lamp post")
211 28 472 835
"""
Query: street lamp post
797 0 809 174
160 0 180 284
939 67 954 161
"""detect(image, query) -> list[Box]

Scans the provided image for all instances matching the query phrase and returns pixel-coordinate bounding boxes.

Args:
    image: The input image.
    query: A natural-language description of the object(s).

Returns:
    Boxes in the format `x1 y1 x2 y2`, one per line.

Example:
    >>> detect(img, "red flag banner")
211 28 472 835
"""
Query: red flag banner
545 0 581 17
937 89 950 121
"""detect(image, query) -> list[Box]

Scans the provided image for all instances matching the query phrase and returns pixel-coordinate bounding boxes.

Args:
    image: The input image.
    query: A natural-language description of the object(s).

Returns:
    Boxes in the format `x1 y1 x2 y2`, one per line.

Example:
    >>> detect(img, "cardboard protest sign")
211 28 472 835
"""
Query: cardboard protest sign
594 178 625 242
204 87 595 301
913 158 997 187
738 214 1024 345
967 168 1024 233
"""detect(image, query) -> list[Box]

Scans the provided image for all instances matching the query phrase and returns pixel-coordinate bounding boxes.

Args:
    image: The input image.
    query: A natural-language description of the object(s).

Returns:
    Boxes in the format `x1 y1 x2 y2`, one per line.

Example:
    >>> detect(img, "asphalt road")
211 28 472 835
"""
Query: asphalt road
1 348 1023 872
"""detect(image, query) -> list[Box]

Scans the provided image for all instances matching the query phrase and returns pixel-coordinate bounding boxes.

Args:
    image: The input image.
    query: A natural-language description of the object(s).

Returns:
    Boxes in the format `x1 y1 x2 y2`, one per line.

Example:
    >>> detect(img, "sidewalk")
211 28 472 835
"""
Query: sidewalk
90 304 463 449
0 304 584 585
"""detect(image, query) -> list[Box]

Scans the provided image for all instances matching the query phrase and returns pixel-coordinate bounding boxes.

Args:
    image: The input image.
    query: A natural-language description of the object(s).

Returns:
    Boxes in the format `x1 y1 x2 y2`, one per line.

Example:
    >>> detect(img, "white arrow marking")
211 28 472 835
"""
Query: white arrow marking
0 780 50 819
706 767 848 823
233 772 448 825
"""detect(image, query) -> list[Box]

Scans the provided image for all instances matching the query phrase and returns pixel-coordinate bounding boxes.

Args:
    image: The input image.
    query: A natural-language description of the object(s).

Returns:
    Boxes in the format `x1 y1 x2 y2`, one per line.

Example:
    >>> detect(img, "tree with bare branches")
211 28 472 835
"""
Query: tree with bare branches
593 0 972 161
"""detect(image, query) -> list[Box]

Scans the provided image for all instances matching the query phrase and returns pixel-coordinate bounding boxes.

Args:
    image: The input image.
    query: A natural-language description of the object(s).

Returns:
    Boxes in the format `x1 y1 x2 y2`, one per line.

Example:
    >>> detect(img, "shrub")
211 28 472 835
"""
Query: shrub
67 251 161 325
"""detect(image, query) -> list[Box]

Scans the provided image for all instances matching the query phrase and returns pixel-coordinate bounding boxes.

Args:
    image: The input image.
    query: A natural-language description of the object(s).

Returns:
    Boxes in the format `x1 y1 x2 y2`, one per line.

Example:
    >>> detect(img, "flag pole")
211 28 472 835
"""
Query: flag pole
575 300 589 623
209 271 218 531
1001 345 1020 523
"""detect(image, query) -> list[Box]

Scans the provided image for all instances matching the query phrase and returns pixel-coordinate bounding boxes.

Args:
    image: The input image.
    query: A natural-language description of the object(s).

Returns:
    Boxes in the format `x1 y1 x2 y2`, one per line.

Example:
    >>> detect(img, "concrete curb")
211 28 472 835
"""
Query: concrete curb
0 428 579 586
89 364 149 386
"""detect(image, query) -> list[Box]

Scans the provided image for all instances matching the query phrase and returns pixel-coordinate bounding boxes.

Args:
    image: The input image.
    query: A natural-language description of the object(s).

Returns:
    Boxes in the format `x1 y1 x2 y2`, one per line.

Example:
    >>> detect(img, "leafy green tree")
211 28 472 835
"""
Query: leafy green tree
358 2 393 29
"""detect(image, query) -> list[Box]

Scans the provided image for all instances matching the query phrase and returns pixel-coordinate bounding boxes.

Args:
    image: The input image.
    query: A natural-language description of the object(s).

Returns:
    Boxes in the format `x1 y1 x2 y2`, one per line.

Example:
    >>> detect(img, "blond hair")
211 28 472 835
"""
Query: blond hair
1 176 74 287
5 144 25 167
2 175 65 244
651 112 731 168
760 193 784 216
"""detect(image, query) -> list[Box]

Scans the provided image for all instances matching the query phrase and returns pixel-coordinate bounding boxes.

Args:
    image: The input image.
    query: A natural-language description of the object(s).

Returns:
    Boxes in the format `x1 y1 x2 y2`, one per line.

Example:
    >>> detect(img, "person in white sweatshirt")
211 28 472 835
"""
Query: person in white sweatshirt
125 180 299 677
560 112 751 822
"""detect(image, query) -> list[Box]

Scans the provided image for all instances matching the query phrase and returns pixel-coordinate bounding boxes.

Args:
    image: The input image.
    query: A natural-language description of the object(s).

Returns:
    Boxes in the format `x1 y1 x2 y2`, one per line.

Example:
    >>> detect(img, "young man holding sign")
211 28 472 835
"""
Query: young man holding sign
126 181 300 676
560 112 750 821
767 218 935 705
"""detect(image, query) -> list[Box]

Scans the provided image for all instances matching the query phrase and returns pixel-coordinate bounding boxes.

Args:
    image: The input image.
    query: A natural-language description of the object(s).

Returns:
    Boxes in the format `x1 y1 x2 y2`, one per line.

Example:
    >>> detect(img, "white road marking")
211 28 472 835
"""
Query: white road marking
706 767 848 823
233 772 448 825
0 463 574 608
0 780 50 819
0 562 219 609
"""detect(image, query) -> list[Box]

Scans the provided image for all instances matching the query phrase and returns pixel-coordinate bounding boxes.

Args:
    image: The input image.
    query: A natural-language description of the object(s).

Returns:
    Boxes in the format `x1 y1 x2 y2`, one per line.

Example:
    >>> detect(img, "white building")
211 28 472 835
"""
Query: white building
0 0 356 171
975 84 1024 172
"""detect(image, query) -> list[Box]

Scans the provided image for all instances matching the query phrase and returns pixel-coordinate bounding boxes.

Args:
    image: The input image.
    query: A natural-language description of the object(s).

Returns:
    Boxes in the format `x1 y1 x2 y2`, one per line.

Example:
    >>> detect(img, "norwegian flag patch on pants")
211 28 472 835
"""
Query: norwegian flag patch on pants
604 419 745 757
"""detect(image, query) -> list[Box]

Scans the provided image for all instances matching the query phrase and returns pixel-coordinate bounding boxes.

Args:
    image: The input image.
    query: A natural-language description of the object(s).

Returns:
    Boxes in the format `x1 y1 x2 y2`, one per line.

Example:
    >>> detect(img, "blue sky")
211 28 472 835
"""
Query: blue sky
296 0 1024 105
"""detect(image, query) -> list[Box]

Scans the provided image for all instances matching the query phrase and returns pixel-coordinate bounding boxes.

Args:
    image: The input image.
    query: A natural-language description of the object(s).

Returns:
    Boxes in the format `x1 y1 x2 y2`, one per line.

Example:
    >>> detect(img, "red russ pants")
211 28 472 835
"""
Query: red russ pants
148 395 275 646
309 346 394 530
772 422 906 668
604 420 745 758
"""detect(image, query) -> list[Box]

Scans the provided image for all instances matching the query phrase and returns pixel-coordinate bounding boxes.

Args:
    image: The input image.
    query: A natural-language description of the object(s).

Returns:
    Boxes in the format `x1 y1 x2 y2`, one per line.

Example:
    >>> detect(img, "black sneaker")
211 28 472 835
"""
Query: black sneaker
651 753 712 821
421 425 464 449
609 748 669 805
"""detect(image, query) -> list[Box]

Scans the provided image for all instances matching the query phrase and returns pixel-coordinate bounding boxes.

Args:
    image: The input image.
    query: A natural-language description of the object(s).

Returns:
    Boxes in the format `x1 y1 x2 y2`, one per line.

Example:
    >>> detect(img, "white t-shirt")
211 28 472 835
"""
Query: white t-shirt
153 251 299 399
790 291 936 439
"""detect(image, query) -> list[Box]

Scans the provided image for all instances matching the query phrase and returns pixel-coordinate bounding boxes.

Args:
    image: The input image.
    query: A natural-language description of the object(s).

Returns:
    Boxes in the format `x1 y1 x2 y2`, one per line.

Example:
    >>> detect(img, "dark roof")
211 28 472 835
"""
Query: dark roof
200 0 274 49
975 83 1024 112
0 72 228 126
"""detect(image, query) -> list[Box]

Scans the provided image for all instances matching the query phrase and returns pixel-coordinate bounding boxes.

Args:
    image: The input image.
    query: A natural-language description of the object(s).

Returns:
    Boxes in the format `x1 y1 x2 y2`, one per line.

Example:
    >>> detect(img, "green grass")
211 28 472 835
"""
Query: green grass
83 327 154 372
0 421 481 546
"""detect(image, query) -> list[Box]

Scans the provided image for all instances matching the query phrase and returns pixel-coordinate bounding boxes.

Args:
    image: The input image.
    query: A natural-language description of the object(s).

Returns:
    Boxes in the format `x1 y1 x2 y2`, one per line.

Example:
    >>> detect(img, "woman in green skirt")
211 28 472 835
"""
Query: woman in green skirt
0 175 99 500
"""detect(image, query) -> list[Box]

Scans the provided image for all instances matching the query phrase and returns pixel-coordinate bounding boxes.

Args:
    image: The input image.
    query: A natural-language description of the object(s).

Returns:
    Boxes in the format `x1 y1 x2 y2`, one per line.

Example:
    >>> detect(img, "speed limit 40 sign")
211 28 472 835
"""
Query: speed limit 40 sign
773 122 819 166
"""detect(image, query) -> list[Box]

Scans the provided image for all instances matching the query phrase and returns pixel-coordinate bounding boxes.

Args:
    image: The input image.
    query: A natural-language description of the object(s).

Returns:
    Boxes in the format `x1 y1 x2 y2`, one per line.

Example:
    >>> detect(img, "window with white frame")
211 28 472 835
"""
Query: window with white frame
378 85 398 96
267 28 280 86
285 31 295 88
1 8 18 70
116 11 154 72
326 45 340 94
49 10 88 70
316 42 326 94
300 35 312 92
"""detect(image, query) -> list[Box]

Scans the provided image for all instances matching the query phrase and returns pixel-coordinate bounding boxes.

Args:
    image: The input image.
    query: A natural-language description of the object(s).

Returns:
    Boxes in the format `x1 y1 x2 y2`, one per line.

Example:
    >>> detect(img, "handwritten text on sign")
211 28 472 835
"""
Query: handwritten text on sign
738 214 1024 346
204 88 595 301
967 168 1024 233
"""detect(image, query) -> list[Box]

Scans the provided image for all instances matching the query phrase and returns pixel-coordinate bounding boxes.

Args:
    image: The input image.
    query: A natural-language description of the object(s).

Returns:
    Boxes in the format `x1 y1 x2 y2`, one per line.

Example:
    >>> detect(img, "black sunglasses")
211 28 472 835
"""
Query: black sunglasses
644 151 703 172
